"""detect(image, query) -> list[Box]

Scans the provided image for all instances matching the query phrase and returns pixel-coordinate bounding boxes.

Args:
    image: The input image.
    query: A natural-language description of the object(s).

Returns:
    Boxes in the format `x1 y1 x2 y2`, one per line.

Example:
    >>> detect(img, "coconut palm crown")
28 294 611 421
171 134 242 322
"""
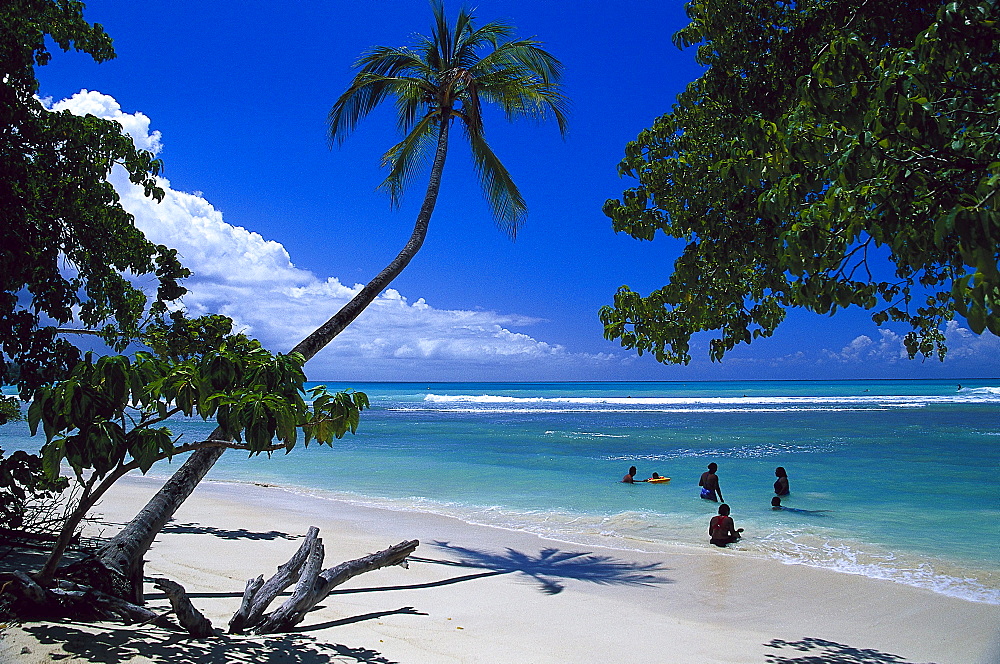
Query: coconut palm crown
328 0 568 237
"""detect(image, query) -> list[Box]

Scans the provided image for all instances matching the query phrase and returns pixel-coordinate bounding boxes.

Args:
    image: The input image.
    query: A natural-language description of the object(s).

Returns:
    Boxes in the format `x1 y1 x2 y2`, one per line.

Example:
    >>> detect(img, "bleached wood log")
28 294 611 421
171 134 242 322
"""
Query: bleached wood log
253 538 418 634
153 578 214 638
228 526 318 633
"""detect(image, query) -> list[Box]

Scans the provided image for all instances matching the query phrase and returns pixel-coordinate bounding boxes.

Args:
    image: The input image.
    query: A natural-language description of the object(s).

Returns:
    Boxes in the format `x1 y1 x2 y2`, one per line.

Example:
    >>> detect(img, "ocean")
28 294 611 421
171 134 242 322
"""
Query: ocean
3 379 998 604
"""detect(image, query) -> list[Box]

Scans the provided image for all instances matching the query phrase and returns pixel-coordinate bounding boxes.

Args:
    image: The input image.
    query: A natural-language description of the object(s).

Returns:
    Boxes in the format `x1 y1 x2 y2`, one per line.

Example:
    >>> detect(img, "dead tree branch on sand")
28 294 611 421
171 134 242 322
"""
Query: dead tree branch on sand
3 532 417 637
232 533 419 634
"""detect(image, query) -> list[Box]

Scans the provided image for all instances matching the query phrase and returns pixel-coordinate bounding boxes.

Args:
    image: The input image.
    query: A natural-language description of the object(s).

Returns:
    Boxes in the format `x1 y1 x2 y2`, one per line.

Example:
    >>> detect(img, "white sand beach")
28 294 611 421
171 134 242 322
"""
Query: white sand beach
3 475 999 664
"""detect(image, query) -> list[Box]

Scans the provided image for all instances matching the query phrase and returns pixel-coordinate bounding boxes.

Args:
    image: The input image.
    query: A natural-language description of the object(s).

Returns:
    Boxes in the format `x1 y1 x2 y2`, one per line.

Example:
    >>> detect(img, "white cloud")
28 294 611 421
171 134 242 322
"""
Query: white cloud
822 329 906 364
820 321 1000 366
47 90 163 153
50 90 618 380
941 320 1000 360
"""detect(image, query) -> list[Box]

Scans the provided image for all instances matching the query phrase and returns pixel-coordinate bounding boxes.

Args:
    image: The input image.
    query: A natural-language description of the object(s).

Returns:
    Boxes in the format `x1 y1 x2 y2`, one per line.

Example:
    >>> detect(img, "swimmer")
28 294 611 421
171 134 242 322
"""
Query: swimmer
773 466 790 496
622 466 638 484
699 462 723 501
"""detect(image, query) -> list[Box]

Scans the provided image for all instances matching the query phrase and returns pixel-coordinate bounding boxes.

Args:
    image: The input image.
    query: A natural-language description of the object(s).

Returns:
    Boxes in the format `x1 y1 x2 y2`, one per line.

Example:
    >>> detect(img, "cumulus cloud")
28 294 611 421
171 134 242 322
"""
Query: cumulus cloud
821 322 1000 366
823 329 907 364
50 90 617 380
940 320 1000 360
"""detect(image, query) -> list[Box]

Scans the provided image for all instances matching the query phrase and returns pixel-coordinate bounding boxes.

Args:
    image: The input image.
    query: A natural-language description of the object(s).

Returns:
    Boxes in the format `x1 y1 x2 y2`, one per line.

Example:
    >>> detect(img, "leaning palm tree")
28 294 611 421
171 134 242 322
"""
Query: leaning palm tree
292 0 568 359
82 1 567 602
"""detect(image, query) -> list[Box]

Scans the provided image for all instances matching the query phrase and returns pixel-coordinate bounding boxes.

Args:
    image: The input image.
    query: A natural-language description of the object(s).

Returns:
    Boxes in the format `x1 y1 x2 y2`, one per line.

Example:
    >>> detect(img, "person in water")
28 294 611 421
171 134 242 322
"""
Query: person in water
622 466 638 483
771 496 830 515
648 472 663 480
699 462 724 501
773 466 790 496
709 503 743 547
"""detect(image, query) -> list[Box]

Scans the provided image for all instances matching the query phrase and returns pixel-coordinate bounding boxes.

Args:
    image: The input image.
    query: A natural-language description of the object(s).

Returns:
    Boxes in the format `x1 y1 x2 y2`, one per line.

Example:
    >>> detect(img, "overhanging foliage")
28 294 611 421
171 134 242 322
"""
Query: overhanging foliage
603 0 999 363
1 0 188 392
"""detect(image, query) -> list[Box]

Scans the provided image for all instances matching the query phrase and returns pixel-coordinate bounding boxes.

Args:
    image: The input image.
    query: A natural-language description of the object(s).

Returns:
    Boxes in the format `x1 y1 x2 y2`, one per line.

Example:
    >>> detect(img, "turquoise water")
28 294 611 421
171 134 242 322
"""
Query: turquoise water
3 379 999 603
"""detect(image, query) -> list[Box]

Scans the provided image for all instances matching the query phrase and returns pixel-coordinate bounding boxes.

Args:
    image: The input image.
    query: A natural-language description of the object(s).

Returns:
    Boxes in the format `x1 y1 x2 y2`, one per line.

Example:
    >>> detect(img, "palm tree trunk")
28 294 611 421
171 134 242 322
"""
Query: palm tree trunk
292 116 452 359
89 117 453 602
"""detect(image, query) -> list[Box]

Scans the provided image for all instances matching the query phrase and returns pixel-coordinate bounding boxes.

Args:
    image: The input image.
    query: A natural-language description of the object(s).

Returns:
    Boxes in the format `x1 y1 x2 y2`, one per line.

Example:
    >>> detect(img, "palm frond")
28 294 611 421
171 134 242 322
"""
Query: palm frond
451 5 474 57
329 0 567 234
457 21 515 69
328 45 433 146
472 39 564 86
477 74 570 135
356 46 429 78
430 0 453 65
377 113 440 207
328 74 398 146
464 122 527 238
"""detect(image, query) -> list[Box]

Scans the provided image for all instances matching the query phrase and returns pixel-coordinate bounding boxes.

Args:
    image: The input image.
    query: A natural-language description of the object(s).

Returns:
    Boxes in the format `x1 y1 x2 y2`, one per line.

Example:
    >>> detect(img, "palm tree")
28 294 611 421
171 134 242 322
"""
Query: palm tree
291 0 568 359
86 1 567 602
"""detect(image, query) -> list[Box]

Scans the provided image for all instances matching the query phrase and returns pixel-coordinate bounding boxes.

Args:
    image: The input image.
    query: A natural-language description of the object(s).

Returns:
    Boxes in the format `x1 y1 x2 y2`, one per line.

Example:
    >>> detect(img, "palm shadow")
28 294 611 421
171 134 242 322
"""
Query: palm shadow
22 621 398 664
764 637 936 664
415 541 674 595
294 606 428 632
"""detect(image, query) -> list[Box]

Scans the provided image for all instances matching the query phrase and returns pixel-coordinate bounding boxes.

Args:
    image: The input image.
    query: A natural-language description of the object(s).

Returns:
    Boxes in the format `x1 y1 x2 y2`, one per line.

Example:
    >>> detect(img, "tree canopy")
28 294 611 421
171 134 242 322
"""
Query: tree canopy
328 0 568 237
602 0 999 364
1 0 188 395
28 312 369 582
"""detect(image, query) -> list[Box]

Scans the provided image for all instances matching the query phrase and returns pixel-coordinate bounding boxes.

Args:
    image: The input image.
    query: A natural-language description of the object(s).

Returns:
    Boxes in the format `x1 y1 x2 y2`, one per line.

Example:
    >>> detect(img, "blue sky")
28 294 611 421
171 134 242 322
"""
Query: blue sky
36 0 1000 381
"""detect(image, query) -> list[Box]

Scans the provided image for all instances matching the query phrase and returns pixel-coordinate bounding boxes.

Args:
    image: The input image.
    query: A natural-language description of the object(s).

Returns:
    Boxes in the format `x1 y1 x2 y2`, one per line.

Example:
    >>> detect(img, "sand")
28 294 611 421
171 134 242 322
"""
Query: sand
2 475 999 664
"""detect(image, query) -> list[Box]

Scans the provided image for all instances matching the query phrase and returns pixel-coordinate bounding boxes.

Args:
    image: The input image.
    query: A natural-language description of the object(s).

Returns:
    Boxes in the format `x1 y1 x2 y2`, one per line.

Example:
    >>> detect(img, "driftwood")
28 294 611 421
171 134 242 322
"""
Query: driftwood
228 526 319 632
153 578 214 637
0 571 173 628
231 529 418 634
0 527 417 638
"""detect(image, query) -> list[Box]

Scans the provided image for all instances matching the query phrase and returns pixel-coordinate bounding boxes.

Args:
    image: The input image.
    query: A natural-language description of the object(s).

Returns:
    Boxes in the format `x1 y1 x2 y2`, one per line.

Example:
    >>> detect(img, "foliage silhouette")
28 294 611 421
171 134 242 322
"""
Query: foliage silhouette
423 541 673 594
764 637 934 664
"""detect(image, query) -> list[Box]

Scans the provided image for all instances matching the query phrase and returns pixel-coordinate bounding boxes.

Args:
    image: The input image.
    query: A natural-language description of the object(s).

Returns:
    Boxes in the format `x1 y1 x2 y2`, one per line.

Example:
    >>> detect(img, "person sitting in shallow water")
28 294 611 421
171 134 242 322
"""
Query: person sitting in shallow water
709 503 743 547
622 466 638 483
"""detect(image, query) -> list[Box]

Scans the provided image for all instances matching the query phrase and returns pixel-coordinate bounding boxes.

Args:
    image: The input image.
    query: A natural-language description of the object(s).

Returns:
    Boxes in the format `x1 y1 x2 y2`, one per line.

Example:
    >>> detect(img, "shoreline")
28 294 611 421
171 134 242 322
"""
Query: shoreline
148 470 1000 607
5 474 1000 663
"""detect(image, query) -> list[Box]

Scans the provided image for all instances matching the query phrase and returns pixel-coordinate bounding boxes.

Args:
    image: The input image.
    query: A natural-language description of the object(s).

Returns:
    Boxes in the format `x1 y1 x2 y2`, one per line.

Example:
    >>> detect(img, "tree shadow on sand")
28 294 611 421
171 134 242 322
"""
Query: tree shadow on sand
764 638 937 664
159 521 301 541
22 621 399 664
406 541 673 595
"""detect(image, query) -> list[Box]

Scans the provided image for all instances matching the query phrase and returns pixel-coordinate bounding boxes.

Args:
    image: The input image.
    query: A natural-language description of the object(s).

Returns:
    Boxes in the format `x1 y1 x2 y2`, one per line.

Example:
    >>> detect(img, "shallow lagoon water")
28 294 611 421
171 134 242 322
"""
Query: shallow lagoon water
4 379 998 603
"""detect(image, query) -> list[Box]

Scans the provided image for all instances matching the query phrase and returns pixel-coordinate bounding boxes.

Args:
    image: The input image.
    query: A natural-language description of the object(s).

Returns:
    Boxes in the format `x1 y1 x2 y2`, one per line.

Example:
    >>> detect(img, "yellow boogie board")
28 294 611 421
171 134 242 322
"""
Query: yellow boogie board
647 477 671 483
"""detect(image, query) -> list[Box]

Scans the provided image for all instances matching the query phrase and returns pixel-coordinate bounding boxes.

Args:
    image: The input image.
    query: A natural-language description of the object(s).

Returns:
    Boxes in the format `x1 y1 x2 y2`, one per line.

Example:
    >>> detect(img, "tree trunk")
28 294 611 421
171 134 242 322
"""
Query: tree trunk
291 116 451 359
86 116 453 602
0 571 174 628
94 442 226 603
35 463 131 585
